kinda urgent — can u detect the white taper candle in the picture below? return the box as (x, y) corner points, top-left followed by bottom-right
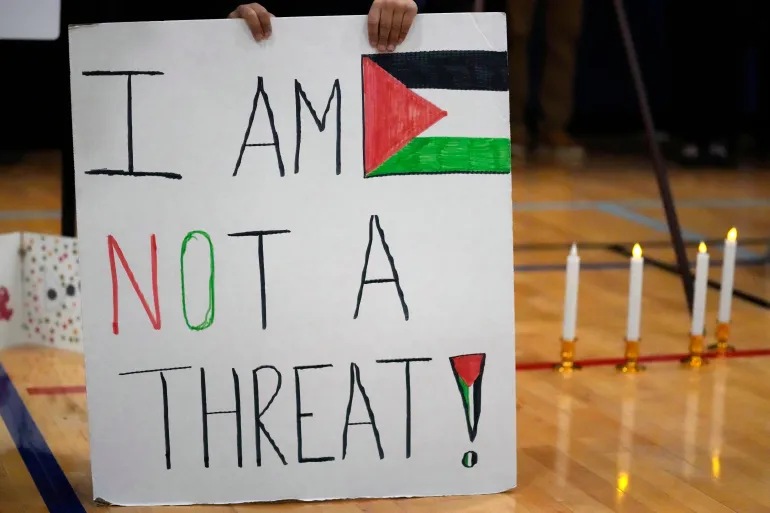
(690, 242), (709, 336)
(626, 244), (644, 341)
(717, 228), (737, 323)
(562, 243), (580, 341)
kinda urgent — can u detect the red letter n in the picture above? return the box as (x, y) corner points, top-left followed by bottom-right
(108, 234), (161, 335)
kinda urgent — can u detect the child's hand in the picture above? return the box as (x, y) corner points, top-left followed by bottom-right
(228, 1), (419, 50)
(229, 3), (274, 41)
(368, 0), (419, 52)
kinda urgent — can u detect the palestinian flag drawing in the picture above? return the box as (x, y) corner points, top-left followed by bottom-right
(449, 352), (487, 468)
(362, 50), (511, 178)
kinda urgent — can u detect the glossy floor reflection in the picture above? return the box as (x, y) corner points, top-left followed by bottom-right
(516, 359), (770, 513)
(3, 347), (770, 512)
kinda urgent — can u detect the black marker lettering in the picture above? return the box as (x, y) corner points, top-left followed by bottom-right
(294, 364), (335, 463)
(200, 368), (242, 468)
(233, 76), (285, 177)
(161, 373), (171, 468)
(294, 79), (342, 175)
(81, 71), (181, 180)
(119, 365), (191, 469)
(228, 230), (290, 330)
(118, 366), (192, 376)
(253, 366), (287, 466)
(354, 215), (409, 320)
(377, 358), (432, 458)
(342, 363), (384, 460)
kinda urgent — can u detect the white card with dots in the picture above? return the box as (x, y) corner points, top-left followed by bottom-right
(20, 233), (84, 352)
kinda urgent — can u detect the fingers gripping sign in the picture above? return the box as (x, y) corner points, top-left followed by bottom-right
(368, 0), (419, 52)
(229, 3), (274, 42)
(229, 1), (419, 51)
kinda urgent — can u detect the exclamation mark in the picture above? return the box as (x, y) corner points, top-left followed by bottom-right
(449, 353), (486, 468)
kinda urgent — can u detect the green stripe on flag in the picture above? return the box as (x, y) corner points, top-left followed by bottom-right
(366, 137), (511, 177)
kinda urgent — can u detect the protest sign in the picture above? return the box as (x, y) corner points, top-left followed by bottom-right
(69, 13), (515, 505)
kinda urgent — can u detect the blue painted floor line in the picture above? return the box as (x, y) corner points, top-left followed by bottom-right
(516, 258), (768, 273)
(0, 198), (767, 221)
(0, 363), (86, 513)
(0, 210), (61, 221)
(675, 198), (770, 209)
(512, 197), (770, 211)
(513, 200), (617, 212)
(597, 203), (761, 260)
(517, 261), (628, 272)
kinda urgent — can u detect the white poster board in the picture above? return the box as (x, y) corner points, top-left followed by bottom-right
(69, 13), (515, 506)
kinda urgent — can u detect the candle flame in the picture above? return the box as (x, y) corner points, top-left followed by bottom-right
(727, 227), (737, 242)
(712, 453), (721, 479)
(617, 472), (629, 492)
(698, 242), (707, 254)
(632, 244), (642, 258)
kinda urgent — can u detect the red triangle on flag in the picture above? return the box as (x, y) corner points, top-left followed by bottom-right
(450, 353), (485, 387)
(362, 57), (447, 175)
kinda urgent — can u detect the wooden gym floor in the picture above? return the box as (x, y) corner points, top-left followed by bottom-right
(1, 150), (769, 512)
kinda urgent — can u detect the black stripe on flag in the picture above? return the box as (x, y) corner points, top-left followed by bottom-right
(364, 50), (508, 91)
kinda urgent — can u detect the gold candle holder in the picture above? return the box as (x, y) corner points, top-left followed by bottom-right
(553, 338), (582, 372)
(707, 322), (735, 355)
(616, 338), (645, 373)
(681, 333), (708, 368)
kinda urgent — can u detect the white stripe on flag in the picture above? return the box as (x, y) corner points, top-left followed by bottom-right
(468, 385), (474, 428)
(413, 89), (510, 140)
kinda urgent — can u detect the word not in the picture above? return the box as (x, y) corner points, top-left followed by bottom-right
(108, 215), (406, 335)
(81, 71), (342, 180)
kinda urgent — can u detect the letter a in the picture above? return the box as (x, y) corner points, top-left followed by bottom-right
(232, 76), (285, 177)
(353, 215), (409, 320)
(108, 234), (161, 335)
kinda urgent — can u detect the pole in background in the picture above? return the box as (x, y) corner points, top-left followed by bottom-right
(611, 0), (694, 313)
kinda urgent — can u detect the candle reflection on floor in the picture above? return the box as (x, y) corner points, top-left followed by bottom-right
(616, 379), (637, 503)
(683, 376), (700, 479)
(709, 361), (728, 481)
(555, 391), (573, 488)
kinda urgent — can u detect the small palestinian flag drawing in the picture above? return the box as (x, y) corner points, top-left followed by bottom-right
(362, 50), (511, 178)
(449, 352), (487, 468)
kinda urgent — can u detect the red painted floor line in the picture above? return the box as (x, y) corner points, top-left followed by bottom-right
(517, 348), (770, 371)
(23, 349), (770, 395)
(26, 385), (86, 396)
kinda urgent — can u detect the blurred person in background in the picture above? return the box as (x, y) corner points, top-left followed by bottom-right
(667, 3), (740, 168)
(669, 1), (770, 167)
(743, 0), (770, 162)
(487, 0), (585, 168)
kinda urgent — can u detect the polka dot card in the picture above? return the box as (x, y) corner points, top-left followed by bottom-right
(20, 232), (84, 353)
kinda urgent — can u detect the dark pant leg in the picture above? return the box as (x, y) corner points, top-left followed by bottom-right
(668, 2), (740, 145)
(507, 0), (537, 130)
(749, 0), (770, 151)
(59, 0), (76, 236)
(422, 0), (472, 13)
(539, 0), (583, 133)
